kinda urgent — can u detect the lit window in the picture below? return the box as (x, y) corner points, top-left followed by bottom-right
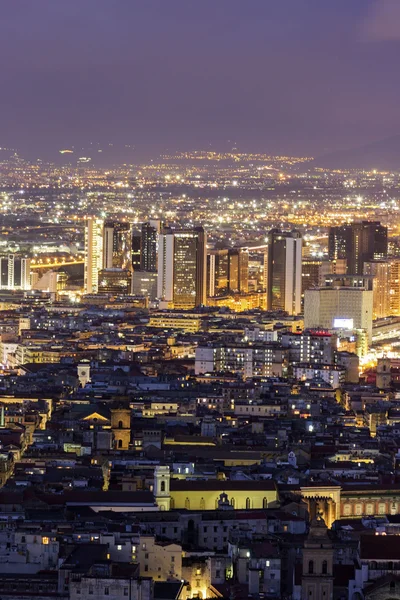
(42, 537), (49, 545)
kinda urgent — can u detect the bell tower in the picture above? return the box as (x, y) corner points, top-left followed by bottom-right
(301, 516), (333, 600)
(154, 465), (171, 511)
(110, 404), (131, 450)
(77, 363), (91, 388)
(376, 356), (391, 390)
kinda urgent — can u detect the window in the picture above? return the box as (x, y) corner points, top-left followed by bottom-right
(118, 420), (123, 429)
(185, 498), (190, 510)
(124, 589), (129, 597)
(263, 497), (268, 509)
(216, 569), (221, 578)
(161, 481), (165, 493)
(105, 588), (109, 596)
(118, 439), (123, 449)
(144, 565), (148, 572)
(308, 560), (314, 574)
(171, 556), (175, 563)
(89, 587), (93, 595)
(322, 560), (328, 575)
(76, 589), (81, 595)
(246, 498), (251, 509)
(145, 553), (149, 559)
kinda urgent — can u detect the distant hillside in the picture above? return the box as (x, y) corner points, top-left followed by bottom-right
(312, 135), (400, 171)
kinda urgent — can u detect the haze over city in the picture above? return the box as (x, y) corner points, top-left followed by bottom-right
(2, 0), (400, 161)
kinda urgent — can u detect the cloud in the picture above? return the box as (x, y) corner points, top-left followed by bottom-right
(361, 0), (400, 41)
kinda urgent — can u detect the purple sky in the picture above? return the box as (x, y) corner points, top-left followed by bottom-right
(1, 0), (399, 161)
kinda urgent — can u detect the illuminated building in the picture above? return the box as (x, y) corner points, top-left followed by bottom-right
(304, 276), (373, 345)
(0, 255), (31, 290)
(98, 268), (132, 295)
(228, 248), (249, 293)
(318, 259), (347, 287)
(84, 218), (103, 293)
(329, 221), (388, 274)
(140, 220), (160, 272)
(363, 260), (390, 319)
(302, 259), (322, 295)
(390, 258), (400, 315)
(195, 343), (287, 378)
(207, 248), (229, 297)
(132, 232), (141, 270)
(267, 229), (302, 315)
(103, 221), (132, 270)
(132, 271), (158, 300)
(157, 227), (206, 309)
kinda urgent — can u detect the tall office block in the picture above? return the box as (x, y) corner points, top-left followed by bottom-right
(302, 259), (322, 295)
(158, 227), (207, 309)
(132, 232), (141, 270)
(329, 221), (388, 274)
(390, 258), (400, 316)
(267, 229), (302, 315)
(141, 220), (160, 272)
(84, 218), (103, 294)
(0, 255), (30, 290)
(207, 249), (229, 297)
(103, 221), (132, 270)
(363, 260), (390, 319)
(228, 248), (249, 293)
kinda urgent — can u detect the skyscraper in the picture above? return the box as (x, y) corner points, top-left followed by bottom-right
(207, 248), (229, 297)
(228, 248), (249, 293)
(390, 258), (400, 316)
(0, 255), (30, 290)
(267, 229), (302, 315)
(103, 221), (132, 271)
(363, 260), (390, 319)
(140, 220), (160, 272)
(157, 227), (207, 309)
(132, 232), (141, 271)
(84, 218), (103, 294)
(329, 221), (388, 274)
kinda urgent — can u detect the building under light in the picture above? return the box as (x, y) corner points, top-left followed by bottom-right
(84, 218), (103, 294)
(0, 255), (31, 290)
(267, 229), (302, 315)
(103, 221), (132, 271)
(157, 227), (207, 309)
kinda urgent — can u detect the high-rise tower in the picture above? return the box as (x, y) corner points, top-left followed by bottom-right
(267, 229), (302, 315)
(158, 227), (207, 309)
(84, 218), (103, 294)
(103, 221), (132, 271)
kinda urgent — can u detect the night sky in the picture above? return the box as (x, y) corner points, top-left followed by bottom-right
(1, 0), (399, 161)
